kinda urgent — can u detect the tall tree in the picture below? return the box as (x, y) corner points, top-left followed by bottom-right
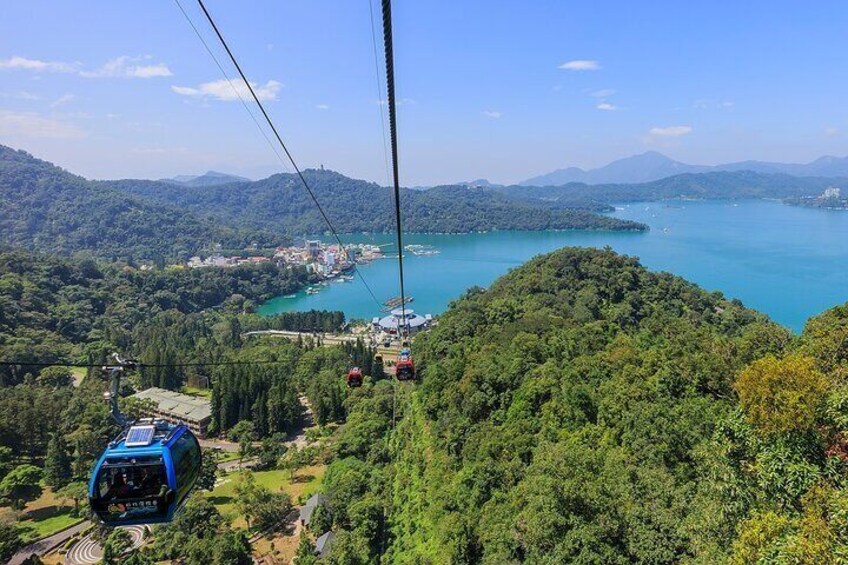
(0, 465), (43, 509)
(44, 433), (73, 489)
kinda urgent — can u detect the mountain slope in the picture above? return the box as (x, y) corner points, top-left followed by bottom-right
(522, 151), (848, 186)
(321, 247), (811, 563)
(106, 169), (647, 233)
(521, 151), (711, 185)
(160, 171), (250, 187)
(0, 146), (279, 261)
(503, 170), (842, 204)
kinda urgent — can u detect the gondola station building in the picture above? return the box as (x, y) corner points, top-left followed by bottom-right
(130, 387), (212, 438)
(372, 308), (432, 336)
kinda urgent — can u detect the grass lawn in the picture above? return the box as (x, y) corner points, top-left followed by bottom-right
(17, 487), (83, 542)
(253, 531), (302, 563)
(20, 511), (82, 541)
(71, 367), (87, 387)
(207, 464), (325, 529)
(25, 487), (64, 512)
(213, 450), (241, 464)
(182, 386), (212, 399)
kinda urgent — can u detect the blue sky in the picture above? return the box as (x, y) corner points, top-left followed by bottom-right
(2, 1), (848, 185)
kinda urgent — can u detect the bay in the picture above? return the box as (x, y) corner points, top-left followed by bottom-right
(257, 200), (848, 332)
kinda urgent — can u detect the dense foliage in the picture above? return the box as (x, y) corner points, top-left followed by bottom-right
(0, 248), (311, 385)
(317, 247), (848, 563)
(0, 146), (280, 261)
(106, 168), (646, 234)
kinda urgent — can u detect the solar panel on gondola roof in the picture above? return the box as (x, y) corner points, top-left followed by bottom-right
(125, 425), (156, 447)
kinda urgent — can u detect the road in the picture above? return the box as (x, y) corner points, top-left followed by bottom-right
(242, 330), (363, 347)
(7, 522), (89, 565)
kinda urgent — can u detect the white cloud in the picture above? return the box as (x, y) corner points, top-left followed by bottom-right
(596, 102), (617, 111)
(315, 104), (330, 110)
(0, 91), (42, 100)
(0, 56), (79, 73)
(693, 99), (734, 110)
(825, 127), (839, 137)
(80, 56), (172, 78)
(482, 110), (502, 119)
(50, 93), (74, 108)
(377, 98), (417, 106)
(648, 125), (692, 137)
(172, 79), (282, 102)
(559, 59), (600, 71)
(590, 88), (615, 98)
(0, 110), (84, 139)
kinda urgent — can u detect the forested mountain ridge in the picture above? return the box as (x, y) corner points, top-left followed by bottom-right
(521, 150), (848, 186)
(500, 170), (844, 204)
(105, 168), (646, 233)
(320, 247), (848, 563)
(0, 146), (280, 262)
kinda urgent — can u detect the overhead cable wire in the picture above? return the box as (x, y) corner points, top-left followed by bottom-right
(0, 360), (296, 369)
(379, 0), (409, 339)
(173, 0), (288, 171)
(368, 0), (393, 188)
(183, 0), (382, 309)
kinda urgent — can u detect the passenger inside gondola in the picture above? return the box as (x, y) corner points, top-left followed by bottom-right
(93, 458), (171, 519)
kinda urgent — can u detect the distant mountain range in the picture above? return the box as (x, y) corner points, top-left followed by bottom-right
(521, 151), (848, 186)
(0, 146), (279, 261)
(0, 145), (644, 262)
(500, 170), (844, 205)
(160, 171), (250, 187)
(107, 169), (644, 236)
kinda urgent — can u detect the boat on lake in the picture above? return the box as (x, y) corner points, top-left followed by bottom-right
(382, 295), (413, 312)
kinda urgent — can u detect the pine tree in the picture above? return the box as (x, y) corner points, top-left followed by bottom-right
(44, 433), (72, 489)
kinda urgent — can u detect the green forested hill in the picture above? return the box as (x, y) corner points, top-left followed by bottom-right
(0, 146), (280, 261)
(104, 169), (646, 234)
(497, 170), (842, 204)
(322, 247), (848, 563)
(0, 248), (311, 385)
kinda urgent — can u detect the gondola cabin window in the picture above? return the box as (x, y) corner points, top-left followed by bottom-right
(171, 431), (201, 504)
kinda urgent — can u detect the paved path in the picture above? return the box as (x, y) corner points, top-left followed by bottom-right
(242, 330), (363, 346)
(64, 525), (146, 565)
(8, 521), (89, 565)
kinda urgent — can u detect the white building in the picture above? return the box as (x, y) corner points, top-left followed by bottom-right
(374, 308), (431, 335)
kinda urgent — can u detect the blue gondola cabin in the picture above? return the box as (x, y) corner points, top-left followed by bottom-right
(88, 419), (201, 526)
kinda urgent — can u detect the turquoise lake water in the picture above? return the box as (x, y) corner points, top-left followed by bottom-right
(257, 200), (848, 332)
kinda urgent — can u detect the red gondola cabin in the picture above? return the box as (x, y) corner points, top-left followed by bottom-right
(396, 355), (415, 381)
(347, 367), (363, 387)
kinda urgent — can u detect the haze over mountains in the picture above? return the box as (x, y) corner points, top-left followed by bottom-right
(520, 151), (848, 186)
(160, 171), (250, 188)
